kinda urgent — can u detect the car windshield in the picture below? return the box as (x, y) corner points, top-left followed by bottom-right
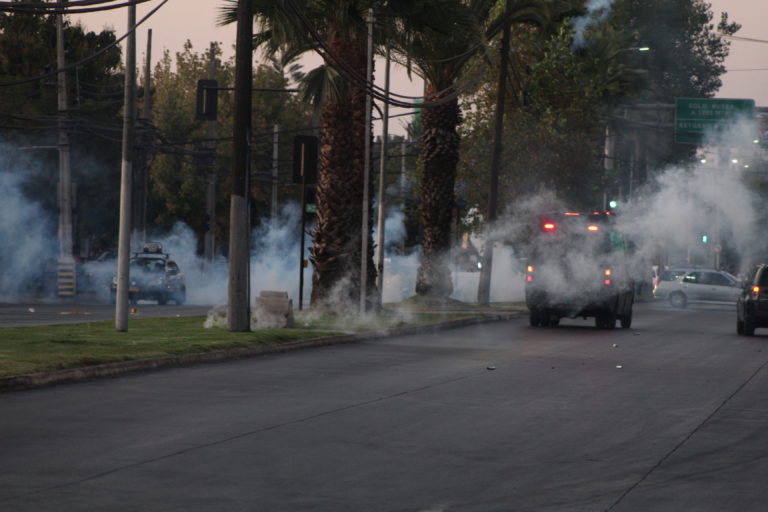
(131, 258), (165, 273)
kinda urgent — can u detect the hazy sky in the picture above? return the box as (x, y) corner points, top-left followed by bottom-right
(73, 0), (768, 134)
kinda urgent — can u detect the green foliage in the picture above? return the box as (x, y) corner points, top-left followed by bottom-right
(148, 42), (314, 250)
(458, 0), (736, 219)
(0, 12), (124, 256)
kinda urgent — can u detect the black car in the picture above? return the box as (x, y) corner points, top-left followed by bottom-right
(737, 263), (768, 336)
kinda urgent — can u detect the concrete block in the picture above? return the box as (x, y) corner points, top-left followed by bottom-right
(253, 290), (294, 328)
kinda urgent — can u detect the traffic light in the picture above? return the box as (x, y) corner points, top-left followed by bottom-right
(701, 234), (709, 243)
(195, 80), (218, 121)
(608, 200), (618, 209)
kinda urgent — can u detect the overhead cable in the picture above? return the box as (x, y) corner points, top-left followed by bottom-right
(0, 0), (168, 87)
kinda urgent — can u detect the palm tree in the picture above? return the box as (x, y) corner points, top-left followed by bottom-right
(390, 0), (561, 299)
(218, 0), (376, 312)
(219, 0), (462, 312)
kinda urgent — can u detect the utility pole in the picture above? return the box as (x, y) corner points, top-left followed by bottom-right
(116, 3), (137, 331)
(375, 47), (391, 308)
(228, 0), (253, 332)
(132, 29), (152, 251)
(400, 138), (407, 255)
(56, 4), (75, 299)
(271, 124), (279, 219)
(477, 0), (511, 305)
(204, 42), (217, 264)
(360, 8), (374, 314)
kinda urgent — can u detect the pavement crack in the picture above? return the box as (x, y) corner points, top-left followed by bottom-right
(604, 356), (768, 512)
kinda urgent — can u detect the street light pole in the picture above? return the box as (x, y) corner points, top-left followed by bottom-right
(375, 47), (391, 308)
(477, 0), (511, 305)
(115, 3), (137, 331)
(360, 8), (374, 314)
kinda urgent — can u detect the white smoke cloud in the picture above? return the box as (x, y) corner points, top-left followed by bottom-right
(0, 171), (57, 301)
(571, 0), (617, 48)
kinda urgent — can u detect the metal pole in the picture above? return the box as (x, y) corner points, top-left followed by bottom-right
(56, 5), (75, 298)
(375, 47), (390, 308)
(115, 3), (137, 331)
(132, 28), (152, 251)
(228, 0), (253, 331)
(298, 146), (307, 310)
(400, 138), (406, 254)
(477, 0), (510, 305)
(360, 8), (374, 314)
(204, 42), (217, 264)
(271, 124), (279, 219)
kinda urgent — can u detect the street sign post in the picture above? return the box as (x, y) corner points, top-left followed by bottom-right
(675, 98), (755, 144)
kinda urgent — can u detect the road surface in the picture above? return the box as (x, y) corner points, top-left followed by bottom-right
(2, 302), (768, 511)
(0, 302), (212, 327)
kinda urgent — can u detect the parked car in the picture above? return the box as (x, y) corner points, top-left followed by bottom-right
(654, 268), (741, 308)
(737, 263), (768, 336)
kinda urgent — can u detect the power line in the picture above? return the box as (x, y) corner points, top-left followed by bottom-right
(0, 0), (154, 14)
(282, 0), (487, 109)
(721, 34), (768, 44)
(0, 0), (168, 87)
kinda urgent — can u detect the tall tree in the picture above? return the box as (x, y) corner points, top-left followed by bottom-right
(390, 0), (565, 298)
(606, 0), (739, 169)
(219, 0), (460, 311)
(0, 10), (123, 256)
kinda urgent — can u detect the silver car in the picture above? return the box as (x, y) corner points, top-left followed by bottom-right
(654, 268), (742, 308)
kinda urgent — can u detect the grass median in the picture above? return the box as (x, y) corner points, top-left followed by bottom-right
(0, 308), (489, 378)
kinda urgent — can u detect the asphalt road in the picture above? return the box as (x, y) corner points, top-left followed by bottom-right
(0, 302), (213, 327)
(2, 302), (768, 511)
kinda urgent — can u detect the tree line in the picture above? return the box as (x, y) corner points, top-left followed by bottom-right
(0, 0), (739, 310)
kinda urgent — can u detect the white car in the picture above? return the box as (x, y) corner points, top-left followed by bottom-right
(654, 268), (742, 308)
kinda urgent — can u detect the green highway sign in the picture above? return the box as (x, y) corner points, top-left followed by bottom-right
(675, 97), (755, 144)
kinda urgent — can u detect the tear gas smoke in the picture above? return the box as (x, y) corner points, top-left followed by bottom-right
(571, 0), (617, 48)
(482, 116), (764, 310)
(0, 171), (57, 301)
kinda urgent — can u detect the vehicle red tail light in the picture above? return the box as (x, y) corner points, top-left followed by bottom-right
(527, 265), (534, 282)
(752, 285), (760, 299)
(587, 225), (600, 232)
(543, 222), (556, 231)
(604, 268), (612, 286)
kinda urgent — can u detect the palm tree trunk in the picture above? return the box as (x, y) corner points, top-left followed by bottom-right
(310, 28), (377, 312)
(415, 89), (461, 298)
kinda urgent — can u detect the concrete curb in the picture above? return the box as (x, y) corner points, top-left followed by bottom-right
(0, 312), (520, 393)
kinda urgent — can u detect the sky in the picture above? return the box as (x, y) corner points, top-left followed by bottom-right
(72, 0), (768, 135)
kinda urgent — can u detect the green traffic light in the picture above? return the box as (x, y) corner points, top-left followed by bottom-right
(701, 235), (709, 243)
(608, 200), (618, 209)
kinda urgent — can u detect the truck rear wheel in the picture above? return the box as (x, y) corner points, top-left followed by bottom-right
(596, 313), (616, 329)
(529, 308), (542, 327)
(620, 310), (632, 329)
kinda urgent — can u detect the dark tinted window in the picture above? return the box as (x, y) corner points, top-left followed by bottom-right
(708, 273), (731, 286)
(661, 270), (688, 281)
(683, 272), (703, 284)
(758, 267), (768, 287)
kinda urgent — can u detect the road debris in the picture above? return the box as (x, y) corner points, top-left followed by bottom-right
(486, 366), (496, 371)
